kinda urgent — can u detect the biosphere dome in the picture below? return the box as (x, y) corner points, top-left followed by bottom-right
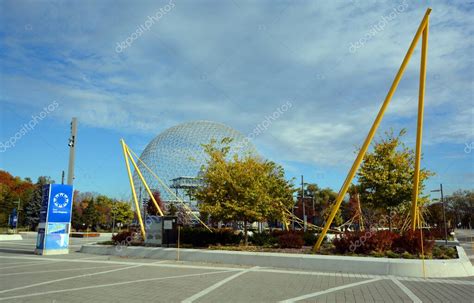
(132, 121), (257, 207)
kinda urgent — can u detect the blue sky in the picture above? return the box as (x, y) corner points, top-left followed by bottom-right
(0, 0), (472, 200)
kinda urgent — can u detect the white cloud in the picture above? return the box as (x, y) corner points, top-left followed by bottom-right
(0, 0), (472, 168)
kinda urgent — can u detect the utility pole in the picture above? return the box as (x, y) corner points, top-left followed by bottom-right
(67, 118), (77, 185)
(431, 183), (448, 245)
(112, 201), (116, 235)
(61, 170), (65, 184)
(301, 175), (306, 232)
(440, 184), (447, 245)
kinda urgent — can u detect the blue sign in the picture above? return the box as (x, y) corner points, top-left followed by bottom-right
(9, 208), (17, 228)
(35, 184), (74, 255)
(45, 223), (70, 249)
(47, 184), (73, 223)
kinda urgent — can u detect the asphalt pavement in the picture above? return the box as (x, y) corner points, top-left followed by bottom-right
(0, 232), (473, 302)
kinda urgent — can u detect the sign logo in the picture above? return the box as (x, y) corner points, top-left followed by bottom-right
(53, 192), (69, 209)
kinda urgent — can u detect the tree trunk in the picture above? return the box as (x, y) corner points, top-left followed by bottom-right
(244, 220), (248, 246)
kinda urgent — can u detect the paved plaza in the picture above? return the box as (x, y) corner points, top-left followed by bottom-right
(0, 232), (473, 302)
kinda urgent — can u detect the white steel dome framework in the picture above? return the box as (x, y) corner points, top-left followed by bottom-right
(132, 120), (257, 209)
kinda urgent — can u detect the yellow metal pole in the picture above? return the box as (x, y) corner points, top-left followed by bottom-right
(314, 9), (432, 251)
(127, 147), (213, 232)
(120, 139), (146, 238)
(411, 18), (429, 231)
(125, 145), (165, 216)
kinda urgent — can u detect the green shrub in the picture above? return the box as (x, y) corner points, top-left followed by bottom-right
(180, 227), (242, 247)
(111, 231), (133, 245)
(431, 246), (458, 259)
(249, 232), (278, 246)
(401, 251), (415, 259)
(302, 231), (318, 246)
(385, 250), (400, 258)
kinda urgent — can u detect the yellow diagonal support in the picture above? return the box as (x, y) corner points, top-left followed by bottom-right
(313, 8), (431, 251)
(127, 146), (213, 232)
(125, 144), (164, 216)
(120, 139), (146, 238)
(411, 19), (429, 230)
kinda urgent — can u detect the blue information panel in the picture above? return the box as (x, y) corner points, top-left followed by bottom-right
(35, 184), (74, 255)
(8, 208), (17, 228)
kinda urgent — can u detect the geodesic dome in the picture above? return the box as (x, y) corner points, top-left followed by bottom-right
(132, 120), (257, 209)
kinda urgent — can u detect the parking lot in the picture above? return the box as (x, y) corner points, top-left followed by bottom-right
(0, 233), (473, 302)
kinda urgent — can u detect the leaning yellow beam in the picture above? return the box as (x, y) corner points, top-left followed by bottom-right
(411, 19), (429, 230)
(314, 8), (432, 251)
(124, 143), (165, 216)
(120, 139), (146, 238)
(127, 146), (213, 232)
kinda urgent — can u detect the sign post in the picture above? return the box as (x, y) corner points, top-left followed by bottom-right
(35, 184), (74, 255)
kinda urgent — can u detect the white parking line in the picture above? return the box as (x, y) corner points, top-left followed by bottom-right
(0, 264), (142, 295)
(0, 260), (51, 269)
(279, 278), (382, 302)
(390, 277), (422, 303)
(0, 255), (247, 272)
(0, 270), (235, 301)
(0, 247), (34, 252)
(182, 266), (259, 303)
(0, 261), (58, 270)
(0, 264), (122, 277)
(0, 242), (37, 246)
(0, 255), (473, 286)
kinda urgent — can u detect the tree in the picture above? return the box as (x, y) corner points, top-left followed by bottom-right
(445, 190), (473, 228)
(111, 201), (134, 227)
(0, 171), (35, 227)
(146, 191), (165, 216)
(193, 138), (294, 245)
(24, 176), (54, 229)
(357, 129), (434, 212)
(81, 198), (100, 230)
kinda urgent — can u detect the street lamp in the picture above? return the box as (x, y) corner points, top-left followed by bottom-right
(431, 183), (447, 245)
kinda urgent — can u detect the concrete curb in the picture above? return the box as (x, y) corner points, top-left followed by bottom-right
(0, 234), (23, 241)
(80, 244), (474, 278)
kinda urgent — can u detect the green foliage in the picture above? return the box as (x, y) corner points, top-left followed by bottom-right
(431, 246), (457, 259)
(193, 138), (294, 244)
(112, 230), (133, 244)
(445, 189), (473, 228)
(24, 176), (54, 229)
(249, 231), (278, 246)
(180, 227), (242, 247)
(302, 231), (318, 246)
(71, 191), (133, 231)
(81, 198), (100, 230)
(111, 201), (134, 226)
(357, 129), (434, 209)
(322, 207), (343, 227)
